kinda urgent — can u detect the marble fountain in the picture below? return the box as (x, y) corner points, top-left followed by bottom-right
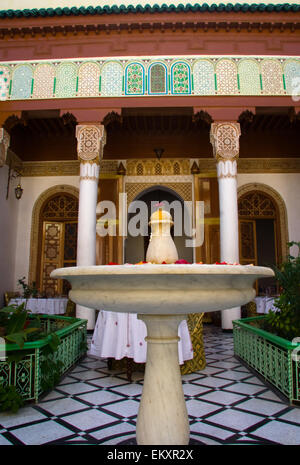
(51, 209), (274, 445)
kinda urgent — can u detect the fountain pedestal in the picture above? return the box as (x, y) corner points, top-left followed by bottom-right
(137, 314), (189, 445)
(51, 264), (274, 445)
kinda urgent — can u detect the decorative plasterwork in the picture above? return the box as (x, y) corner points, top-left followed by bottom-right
(238, 158), (300, 174)
(125, 182), (193, 206)
(210, 122), (241, 167)
(76, 124), (106, 163)
(21, 160), (80, 177)
(125, 175), (193, 183)
(79, 161), (100, 181)
(1, 55), (299, 101)
(17, 158), (300, 177)
(28, 184), (79, 286)
(237, 182), (289, 261)
(126, 158), (191, 176)
(20, 160), (122, 177)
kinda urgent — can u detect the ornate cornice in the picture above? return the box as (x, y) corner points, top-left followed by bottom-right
(18, 157), (300, 177)
(238, 157), (300, 173)
(0, 20), (299, 38)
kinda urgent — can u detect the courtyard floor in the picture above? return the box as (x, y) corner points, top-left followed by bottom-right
(0, 324), (299, 445)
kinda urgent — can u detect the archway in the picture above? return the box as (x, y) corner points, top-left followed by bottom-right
(28, 185), (79, 295)
(125, 185), (193, 264)
(238, 183), (289, 294)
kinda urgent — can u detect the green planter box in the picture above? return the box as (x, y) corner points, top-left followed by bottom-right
(0, 315), (87, 403)
(233, 316), (300, 405)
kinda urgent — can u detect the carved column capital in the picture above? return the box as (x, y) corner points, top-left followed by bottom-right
(210, 122), (241, 163)
(75, 124), (106, 164)
(0, 128), (10, 167)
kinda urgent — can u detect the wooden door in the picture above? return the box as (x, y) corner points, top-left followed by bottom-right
(239, 219), (257, 265)
(40, 221), (77, 296)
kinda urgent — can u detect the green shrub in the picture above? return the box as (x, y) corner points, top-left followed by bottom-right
(0, 385), (24, 413)
(265, 241), (300, 340)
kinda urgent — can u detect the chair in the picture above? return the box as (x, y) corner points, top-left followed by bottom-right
(245, 301), (257, 317)
(180, 313), (206, 375)
(4, 292), (20, 307)
(65, 299), (76, 317)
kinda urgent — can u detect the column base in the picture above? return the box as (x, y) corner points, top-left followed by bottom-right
(76, 304), (96, 330)
(221, 307), (241, 330)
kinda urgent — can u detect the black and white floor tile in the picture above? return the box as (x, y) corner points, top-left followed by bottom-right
(0, 325), (299, 445)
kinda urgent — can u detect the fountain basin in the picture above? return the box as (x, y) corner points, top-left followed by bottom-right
(51, 264), (274, 315)
(51, 263), (274, 445)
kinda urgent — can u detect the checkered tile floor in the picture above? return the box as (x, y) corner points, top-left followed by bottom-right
(0, 324), (299, 445)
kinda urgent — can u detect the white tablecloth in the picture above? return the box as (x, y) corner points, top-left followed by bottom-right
(254, 297), (278, 314)
(89, 311), (194, 365)
(8, 298), (68, 315)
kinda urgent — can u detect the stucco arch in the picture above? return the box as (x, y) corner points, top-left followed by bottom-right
(28, 184), (79, 286)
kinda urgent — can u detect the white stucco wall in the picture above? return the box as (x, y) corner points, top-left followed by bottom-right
(237, 173), (300, 257)
(0, 165), (20, 306)
(13, 176), (79, 290)
(5, 171), (300, 298)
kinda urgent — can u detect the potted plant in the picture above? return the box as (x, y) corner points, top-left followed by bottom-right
(18, 277), (39, 299)
(233, 241), (300, 405)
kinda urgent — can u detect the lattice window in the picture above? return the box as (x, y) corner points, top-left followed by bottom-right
(149, 63), (167, 94)
(261, 60), (284, 95)
(33, 64), (55, 99)
(55, 62), (77, 98)
(238, 192), (276, 218)
(238, 59), (261, 95)
(216, 59), (239, 95)
(171, 62), (190, 94)
(42, 194), (78, 220)
(0, 66), (10, 101)
(284, 60), (300, 95)
(11, 64), (33, 99)
(101, 61), (123, 96)
(125, 63), (144, 95)
(193, 60), (215, 95)
(78, 62), (100, 97)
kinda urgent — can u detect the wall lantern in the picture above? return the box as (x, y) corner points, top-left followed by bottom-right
(6, 161), (23, 200)
(154, 148), (164, 160)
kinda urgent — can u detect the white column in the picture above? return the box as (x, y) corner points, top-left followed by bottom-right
(76, 124), (106, 329)
(210, 122), (241, 330)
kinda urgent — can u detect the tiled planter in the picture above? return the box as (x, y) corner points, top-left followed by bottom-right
(0, 315), (87, 403)
(233, 316), (300, 405)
